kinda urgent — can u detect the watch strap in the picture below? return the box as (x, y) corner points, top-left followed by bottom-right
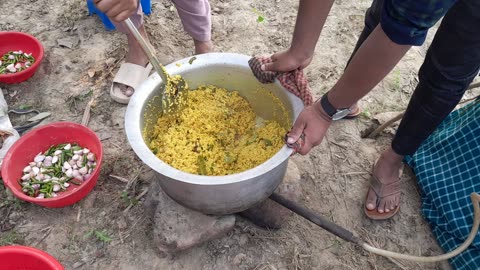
(320, 93), (337, 118)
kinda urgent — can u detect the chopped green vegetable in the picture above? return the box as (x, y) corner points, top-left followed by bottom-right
(262, 138), (272, 146)
(246, 133), (258, 145)
(224, 153), (237, 164)
(197, 155), (208, 175)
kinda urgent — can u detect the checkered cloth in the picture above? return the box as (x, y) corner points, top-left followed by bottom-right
(248, 56), (313, 106)
(405, 99), (480, 270)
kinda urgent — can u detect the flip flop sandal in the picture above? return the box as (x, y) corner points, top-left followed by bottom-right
(110, 62), (153, 104)
(343, 106), (362, 120)
(364, 164), (404, 220)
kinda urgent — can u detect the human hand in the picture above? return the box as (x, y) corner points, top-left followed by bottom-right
(261, 48), (313, 73)
(95, 0), (138, 23)
(286, 101), (331, 155)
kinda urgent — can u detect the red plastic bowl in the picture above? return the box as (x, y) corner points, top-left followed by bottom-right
(1, 122), (103, 208)
(0, 32), (44, 84)
(0, 246), (64, 270)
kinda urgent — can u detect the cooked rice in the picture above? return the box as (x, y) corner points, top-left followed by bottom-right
(148, 85), (287, 176)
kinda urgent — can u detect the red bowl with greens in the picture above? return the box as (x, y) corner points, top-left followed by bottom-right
(0, 32), (44, 84)
(1, 122), (103, 208)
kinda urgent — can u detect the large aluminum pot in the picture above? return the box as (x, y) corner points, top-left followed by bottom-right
(125, 53), (304, 215)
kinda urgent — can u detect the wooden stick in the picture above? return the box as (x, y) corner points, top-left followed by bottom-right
(109, 174), (130, 183)
(366, 113), (404, 139)
(364, 81), (479, 139)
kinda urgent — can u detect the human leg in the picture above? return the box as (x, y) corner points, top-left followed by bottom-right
(366, 0), (480, 217)
(172, 0), (213, 54)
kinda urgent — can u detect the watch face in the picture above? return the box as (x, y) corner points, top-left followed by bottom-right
(332, 109), (351, 120)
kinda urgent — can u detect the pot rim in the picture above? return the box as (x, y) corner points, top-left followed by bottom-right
(125, 53), (303, 185)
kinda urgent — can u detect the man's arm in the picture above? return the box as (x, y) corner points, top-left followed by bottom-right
(262, 0), (335, 72)
(287, 25), (410, 154)
(287, 0), (459, 155)
(290, 0), (335, 62)
(327, 25), (410, 108)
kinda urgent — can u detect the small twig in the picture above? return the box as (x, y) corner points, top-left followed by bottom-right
(366, 113), (404, 139)
(73, 261), (86, 269)
(0, 206), (13, 224)
(135, 187), (149, 200)
(123, 187), (149, 213)
(459, 95), (480, 105)
(325, 135), (338, 176)
(340, 171), (370, 176)
(81, 99), (94, 126)
(122, 216), (146, 239)
(253, 236), (291, 240)
(17, 224), (48, 229)
(330, 141), (348, 149)
(34, 227), (52, 246)
(109, 174), (129, 183)
(125, 169), (143, 191)
(76, 207), (82, 222)
(110, 142), (123, 150)
(119, 231), (124, 244)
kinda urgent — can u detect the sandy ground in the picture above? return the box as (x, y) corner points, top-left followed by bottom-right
(2, 0), (479, 269)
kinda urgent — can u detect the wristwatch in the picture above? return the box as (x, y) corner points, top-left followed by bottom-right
(320, 93), (352, 121)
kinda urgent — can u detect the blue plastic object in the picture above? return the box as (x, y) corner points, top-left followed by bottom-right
(140, 0), (151, 15)
(86, 0), (151, 31)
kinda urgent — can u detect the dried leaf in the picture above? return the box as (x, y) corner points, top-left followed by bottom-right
(57, 37), (79, 49)
(87, 69), (96, 78)
(28, 112), (51, 122)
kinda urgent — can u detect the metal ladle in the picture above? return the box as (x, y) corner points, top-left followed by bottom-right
(123, 18), (186, 112)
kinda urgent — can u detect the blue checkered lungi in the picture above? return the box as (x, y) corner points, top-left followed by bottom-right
(405, 99), (480, 270)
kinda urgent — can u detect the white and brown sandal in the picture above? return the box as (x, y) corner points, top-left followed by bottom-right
(110, 62), (152, 104)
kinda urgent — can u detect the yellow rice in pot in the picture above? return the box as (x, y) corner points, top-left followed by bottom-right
(148, 85), (287, 176)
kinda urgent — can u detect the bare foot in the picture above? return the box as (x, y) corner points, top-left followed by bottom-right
(117, 24), (151, 97)
(365, 146), (404, 213)
(194, 39), (213, 54)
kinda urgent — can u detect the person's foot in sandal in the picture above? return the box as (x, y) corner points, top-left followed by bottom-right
(111, 24), (152, 104)
(344, 103), (362, 119)
(365, 146), (404, 220)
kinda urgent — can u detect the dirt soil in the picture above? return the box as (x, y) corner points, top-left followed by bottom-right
(1, 0), (479, 269)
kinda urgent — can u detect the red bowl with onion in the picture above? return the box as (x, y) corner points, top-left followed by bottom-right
(1, 122), (103, 208)
(0, 31), (44, 84)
